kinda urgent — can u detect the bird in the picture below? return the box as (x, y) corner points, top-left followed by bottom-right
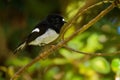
(14, 14), (66, 54)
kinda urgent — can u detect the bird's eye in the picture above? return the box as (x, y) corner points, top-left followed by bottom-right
(62, 19), (65, 22)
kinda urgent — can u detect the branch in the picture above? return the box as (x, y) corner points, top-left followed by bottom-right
(63, 45), (120, 56)
(10, 2), (116, 80)
(60, 0), (113, 39)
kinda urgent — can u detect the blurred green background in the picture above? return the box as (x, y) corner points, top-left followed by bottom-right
(0, 0), (120, 80)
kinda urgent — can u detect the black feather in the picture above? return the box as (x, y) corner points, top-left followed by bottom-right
(13, 14), (66, 54)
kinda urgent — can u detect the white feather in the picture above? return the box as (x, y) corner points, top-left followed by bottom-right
(32, 28), (40, 33)
(29, 28), (59, 46)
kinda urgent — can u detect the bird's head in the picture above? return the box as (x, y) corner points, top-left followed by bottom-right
(46, 14), (66, 33)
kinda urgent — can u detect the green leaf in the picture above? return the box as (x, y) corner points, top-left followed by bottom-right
(44, 67), (59, 80)
(82, 33), (103, 52)
(5, 57), (31, 66)
(91, 57), (110, 74)
(111, 58), (120, 73)
(59, 48), (84, 60)
(53, 58), (67, 65)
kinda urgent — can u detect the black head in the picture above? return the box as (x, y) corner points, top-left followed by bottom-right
(46, 14), (66, 33)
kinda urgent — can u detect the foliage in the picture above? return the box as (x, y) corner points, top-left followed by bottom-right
(0, 0), (120, 80)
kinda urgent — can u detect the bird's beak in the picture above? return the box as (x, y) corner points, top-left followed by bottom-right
(64, 21), (67, 23)
(62, 19), (67, 23)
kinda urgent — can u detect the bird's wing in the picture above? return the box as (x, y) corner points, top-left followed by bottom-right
(26, 24), (48, 44)
(13, 22), (48, 54)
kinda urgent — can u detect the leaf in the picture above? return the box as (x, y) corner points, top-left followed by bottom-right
(111, 58), (120, 73)
(53, 58), (67, 65)
(91, 57), (110, 74)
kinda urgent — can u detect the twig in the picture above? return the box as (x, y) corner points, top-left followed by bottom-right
(10, 2), (116, 80)
(63, 45), (120, 56)
(60, 0), (113, 39)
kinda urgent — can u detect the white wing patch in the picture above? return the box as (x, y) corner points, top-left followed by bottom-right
(32, 28), (40, 33)
(29, 28), (59, 46)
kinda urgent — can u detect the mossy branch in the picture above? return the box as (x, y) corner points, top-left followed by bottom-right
(11, 1), (116, 80)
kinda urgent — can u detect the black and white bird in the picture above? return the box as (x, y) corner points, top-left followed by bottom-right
(14, 14), (66, 54)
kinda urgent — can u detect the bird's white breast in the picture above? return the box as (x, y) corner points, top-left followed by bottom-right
(29, 28), (59, 46)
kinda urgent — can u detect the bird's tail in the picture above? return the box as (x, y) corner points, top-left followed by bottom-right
(13, 42), (26, 54)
